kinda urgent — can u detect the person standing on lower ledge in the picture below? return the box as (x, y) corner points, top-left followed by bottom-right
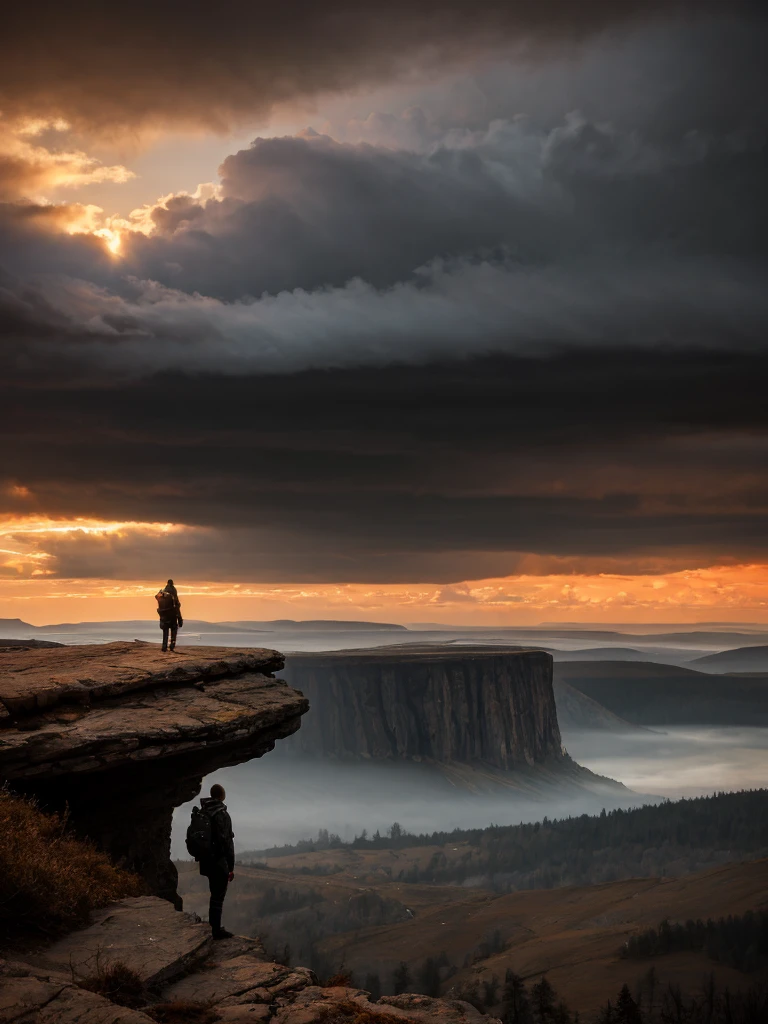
(199, 783), (236, 939)
(155, 579), (183, 652)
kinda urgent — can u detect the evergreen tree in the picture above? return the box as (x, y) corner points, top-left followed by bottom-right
(531, 977), (557, 1024)
(419, 957), (442, 998)
(364, 972), (382, 1002)
(502, 970), (532, 1024)
(615, 985), (642, 1024)
(392, 961), (412, 995)
(483, 975), (501, 1008)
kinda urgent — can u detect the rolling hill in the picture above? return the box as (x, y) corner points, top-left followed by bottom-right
(692, 645), (768, 674)
(553, 660), (768, 725)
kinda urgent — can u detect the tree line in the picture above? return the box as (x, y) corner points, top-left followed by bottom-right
(623, 910), (768, 973)
(241, 790), (768, 892)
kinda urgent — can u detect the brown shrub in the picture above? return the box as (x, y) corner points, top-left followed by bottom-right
(324, 972), (354, 988)
(0, 787), (143, 947)
(79, 960), (148, 1008)
(147, 1000), (218, 1023)
(315, 1001), (421, 1024)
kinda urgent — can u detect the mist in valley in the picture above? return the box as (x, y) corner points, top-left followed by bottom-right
(170, 725), (768, 857)
(6, 615), (765, 856)
(565, 726), (768, 799)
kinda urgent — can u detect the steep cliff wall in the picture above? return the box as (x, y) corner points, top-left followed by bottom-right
(0, 641), (308, 905)
(280, 646), (562, 768)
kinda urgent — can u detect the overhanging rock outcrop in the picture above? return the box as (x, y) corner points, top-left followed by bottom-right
(0, 641), (308, 906)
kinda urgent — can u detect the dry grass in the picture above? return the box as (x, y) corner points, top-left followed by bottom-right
(76, 960), (217, 1021)
(0, 788), (143, 947)
(79, 961), (148, 1008)
(315, 1001), (421, 1024)
(323, 972), (354, 988)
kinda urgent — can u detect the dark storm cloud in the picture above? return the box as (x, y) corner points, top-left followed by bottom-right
(2, 353), (767, 581)
(1, 4), (766, 584)
(126, 121), (767, 299)
(1, 114), (766, 379)
(0, 1), (747, 131)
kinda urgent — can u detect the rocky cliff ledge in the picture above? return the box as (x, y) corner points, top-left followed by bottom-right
(2, 896), (491, 1024)
(280, 646), (562, 769)
(0, 642), (308, 906)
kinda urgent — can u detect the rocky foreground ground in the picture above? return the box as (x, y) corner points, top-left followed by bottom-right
(1, 896), (489, 1024)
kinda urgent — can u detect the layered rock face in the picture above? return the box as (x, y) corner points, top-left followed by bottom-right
(280, 646), (562, 768)
(0, 642), (308, 905)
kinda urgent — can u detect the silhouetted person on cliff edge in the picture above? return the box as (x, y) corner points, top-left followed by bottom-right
(155, 580), (183, 652)
(198, 783), (235, 939)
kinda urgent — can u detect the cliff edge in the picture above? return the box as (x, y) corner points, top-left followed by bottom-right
(0, 641), (308, 906)
(280, 646), (561, 768)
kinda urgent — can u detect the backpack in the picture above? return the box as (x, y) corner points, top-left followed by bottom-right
(156, 590), (175, 614)
(186, 806), (215, 860)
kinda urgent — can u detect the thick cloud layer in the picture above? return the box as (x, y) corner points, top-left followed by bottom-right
(1, 6), (766, 584)
(2, 352), (767, 581)
(2, 111), (766, 378)
(1, 2), (748, 131)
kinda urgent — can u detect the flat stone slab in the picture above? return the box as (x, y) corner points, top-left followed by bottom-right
(0, 958), (154, 1024)
(0, 645), (307, 782)
(0, 641), (283, 718)
(161, 953), (289, 1004)
(32, 896), (211, 990)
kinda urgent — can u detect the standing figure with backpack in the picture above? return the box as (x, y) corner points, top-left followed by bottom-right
(186, 783), (236, 939)
(155, 579), (183, 652)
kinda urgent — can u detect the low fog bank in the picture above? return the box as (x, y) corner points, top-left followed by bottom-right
(171, 756), (648, 858)
(170, 725), (768, 857)
(564, 726), (768, 798)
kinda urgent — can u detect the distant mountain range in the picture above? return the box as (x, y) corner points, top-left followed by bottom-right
(0, 617), (408, 634)
(692, 644), (768, 674)
(554, 659), (768, 726)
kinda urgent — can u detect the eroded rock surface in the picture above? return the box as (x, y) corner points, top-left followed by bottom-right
(3, 898), (498, 1024)
(0, 642), (308, 905)
(1, 656), (302, 781)
(0, 958), (154, 1023)
(0, 641), (284, 720)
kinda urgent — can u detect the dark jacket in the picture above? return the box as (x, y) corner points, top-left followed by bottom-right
(198, 797), (235, 876)
(157, 591), (183, 628)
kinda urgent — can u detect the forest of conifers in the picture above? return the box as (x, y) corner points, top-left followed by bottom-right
(244, 789), (768, 892)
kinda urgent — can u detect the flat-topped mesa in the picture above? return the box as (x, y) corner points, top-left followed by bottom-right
(0, 641), (308, 906)
(280, 645), (562, 768)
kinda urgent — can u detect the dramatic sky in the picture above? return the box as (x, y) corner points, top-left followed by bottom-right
(1, 0), (767, 625)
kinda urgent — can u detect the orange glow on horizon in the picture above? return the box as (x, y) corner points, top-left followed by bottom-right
(1, 515), (767, 626)
(1, 564), (767, 628)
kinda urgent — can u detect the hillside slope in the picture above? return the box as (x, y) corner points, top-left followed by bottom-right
(178, 857), (768, 1018)
(693, 645), (768, 674)
(553, 660), (768, 725)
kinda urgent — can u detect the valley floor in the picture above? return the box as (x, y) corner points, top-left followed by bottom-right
(177, 855), (768, 1018)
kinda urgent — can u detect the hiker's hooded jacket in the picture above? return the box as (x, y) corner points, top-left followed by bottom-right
(198, 796), (235, 876)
